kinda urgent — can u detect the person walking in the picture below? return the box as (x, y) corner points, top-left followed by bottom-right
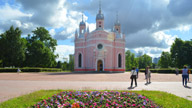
(130, 67), (137, 87)
(17, 68), (21, 74)
(145, 66), (151, 84)
(175, 68), (179, 75)
(182, 66), (188, 86)
(188, 69), (191, 82)
(136, 67), (139, 78)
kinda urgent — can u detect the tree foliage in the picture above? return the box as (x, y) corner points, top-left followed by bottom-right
(26, 27), (57, 67)
(0, 26), (26, 67)
(62, 61), (69, 71)
(56, 61), (62, 68)
(125, 50), (137, 70)
(171, 38), (192, 68)
(68, 54), (74, 71)
(125, 50), (152, 70)
(158, 52), (171, 68)
(137, 54), (152, 69)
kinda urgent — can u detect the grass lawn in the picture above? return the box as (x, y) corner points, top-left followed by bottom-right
(0, 90), (191, 108)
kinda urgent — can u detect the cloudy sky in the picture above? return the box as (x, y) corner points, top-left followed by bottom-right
(1, 0), (192, 61)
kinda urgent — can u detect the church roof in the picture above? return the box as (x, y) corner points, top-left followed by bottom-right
(115, 12), (120, 26)
(80, 13), (86, 26)
(96, 13), (104, 20)
(80, 21), (85, 26)
(96, 0), (104, 20)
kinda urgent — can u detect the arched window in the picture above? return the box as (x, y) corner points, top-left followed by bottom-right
(78, 53), (82, 67)
(118, 54), (122, 68)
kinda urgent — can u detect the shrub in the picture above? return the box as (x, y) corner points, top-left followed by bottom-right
(139, 68), (184, 74)
(0, 68), (62, 73)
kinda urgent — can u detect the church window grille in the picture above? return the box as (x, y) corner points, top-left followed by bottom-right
(78, 54), (82, 67)
(118, 54), (122, 68)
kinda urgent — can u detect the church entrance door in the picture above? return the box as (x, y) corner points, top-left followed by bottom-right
(97, 60), (103, 72)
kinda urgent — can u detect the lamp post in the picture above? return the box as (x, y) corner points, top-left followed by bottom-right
(104, 49), (107, 71)
(93, 49), (96, 71)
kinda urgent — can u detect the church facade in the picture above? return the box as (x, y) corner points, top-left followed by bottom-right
(74, 6), (125, 72)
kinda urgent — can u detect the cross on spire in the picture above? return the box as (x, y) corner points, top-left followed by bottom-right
(99, 0), (101, 13)
(116, 11), (119, 23)
(82, 12), (84, 21)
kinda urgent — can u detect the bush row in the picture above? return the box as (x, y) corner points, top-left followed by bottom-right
(139, 68), (185, 74)
(0, 68), (62, 72)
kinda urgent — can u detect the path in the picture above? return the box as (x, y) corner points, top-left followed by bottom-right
(0, 72), (191, 103)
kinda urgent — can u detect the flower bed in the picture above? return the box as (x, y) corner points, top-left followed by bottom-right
(31, 91), (160, 108)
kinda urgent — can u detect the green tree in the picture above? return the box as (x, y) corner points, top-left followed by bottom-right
(62, 61), (69, 71)
(68, 54), (74, 71)
(137, 54), (152, 69)
(125, 50), (152, 70)
(137, 51), (143, 57)
(125, 50), (138, 70)
(171, 38), (192, 68)
(27, 27), (57, 51)
(158, 51), (171, 68)
(171, 38), (184, 68)
(0, 60), (2, 67)
(56, 61), (62, 68)
(142, 54), (152, 68)
(0, 26), (26, 67)
(0, 36), (2, 67)
(183, 41), (192, 67)
(26, 27), (57, 67)
(152, 63), (157, 69)
(125, 50), (132, 70)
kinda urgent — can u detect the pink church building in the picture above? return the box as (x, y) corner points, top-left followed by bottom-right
(74, 5), (125, 72)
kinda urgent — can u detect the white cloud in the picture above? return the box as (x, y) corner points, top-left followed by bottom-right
(55, 45), (74, 62)
(87, 23), (96, 32)
(49, 29), (56, 36)
(0, 0), (89, 40)
(153, 31), (177, 46)
(0, 4), (32, 21)
(0, 29), (3, 34)
(133, 47), (170, 58)
(175, 25), (191, 32)
(131, 31), (177, 58)
(72, 2), (78, 6)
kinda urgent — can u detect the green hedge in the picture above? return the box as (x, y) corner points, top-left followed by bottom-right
(139, 68), (184, 74)
(0, 68), (62, 73)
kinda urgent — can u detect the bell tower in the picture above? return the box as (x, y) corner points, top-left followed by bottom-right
(96, 0), (104, 30)
(114, 12), (121, 33)
(79, 13), (86, 34)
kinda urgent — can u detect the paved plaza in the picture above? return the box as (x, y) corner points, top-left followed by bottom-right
(0, 72), (191, 103)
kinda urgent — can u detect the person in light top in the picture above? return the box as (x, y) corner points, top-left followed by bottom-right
(145, 66), (151, 84)
(182, 66), (188, 86)
(130, 67), (137, 87)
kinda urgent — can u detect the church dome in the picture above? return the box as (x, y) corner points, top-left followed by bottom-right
(80, 21), (85, 26)
(115, 21), (120, 26)
(96, 13), (104, 20)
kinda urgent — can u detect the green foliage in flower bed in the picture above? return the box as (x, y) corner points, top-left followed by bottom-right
(0, 68), (62, 72)
(139, 68), (185, 74)
(0, 90), (192, 108)
(134, 91), (192, 108)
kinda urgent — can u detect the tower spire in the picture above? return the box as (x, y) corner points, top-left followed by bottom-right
(82, 12), (84, 21)
(116, 11), (119, 23)
(99, 0), (101, 13)
(114, 11), (121, 33)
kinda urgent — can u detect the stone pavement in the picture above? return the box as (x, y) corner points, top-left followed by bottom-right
(0, 72), (192, 103)
(0, 80), (191, 103)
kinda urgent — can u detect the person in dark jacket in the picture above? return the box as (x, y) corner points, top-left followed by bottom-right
(182, 66), (188, 86)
